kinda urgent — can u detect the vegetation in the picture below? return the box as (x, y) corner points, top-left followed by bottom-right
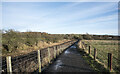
(76, 43), (109, 72)
(2, 29), (120, 57)
(2, 29), (77, 56)
(82, 40), (120, 72)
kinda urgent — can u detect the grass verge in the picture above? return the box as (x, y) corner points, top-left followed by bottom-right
(76, 44), (110, 73)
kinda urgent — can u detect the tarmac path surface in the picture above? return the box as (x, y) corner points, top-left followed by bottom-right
(41, 44), (94, 72)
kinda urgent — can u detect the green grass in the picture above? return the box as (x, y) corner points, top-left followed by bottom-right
(76, 44), (110, 72)
(82, 40), (120, 72)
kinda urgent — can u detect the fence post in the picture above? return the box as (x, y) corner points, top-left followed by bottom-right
(82, 43), (85, 50)
(63, 45), (64, 50)
(82, 42), (85, 50)
(83, 44), (85, 50)
(60, 45), (62, 53)
(37, 50), (41, 73)
(61, 45), (63, 52)
(6, 56), (12, 74)
(58, 46), (60, 55)
(79, 41), (81, 48)
(81, 42), (83, 49)
(84, 44), (86, 49)
(59, 45), (61, 54)
(48, 47), (51, 63)
(54, 46), (56, 59)
(81, 41), (82, 48)
(56, 46), (58, 56)
(89, 46), (91, 54)
(94, 48), (97, 60)
(108, 53), (112, 71)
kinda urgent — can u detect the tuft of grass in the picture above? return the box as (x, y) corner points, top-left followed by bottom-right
(76, 44), (110, 72)
(81, 40), (119, 72)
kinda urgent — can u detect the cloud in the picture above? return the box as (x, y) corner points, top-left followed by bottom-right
(35, 2), (117, 28)
(2, 2), (118, 35)
(73, 14), (117, 26)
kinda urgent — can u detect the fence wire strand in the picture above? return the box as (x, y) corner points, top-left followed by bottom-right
(2, 40), (76, 73)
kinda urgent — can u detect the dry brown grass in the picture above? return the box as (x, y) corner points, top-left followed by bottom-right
(2, 39), (70, 57)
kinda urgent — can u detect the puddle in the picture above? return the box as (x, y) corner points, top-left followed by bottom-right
(53, 45), (77, 70)
(54, 60), (62, 70)
(64, 50), (70, 54)
(70, 46), (76, 49)
(64, 45), (76, 54)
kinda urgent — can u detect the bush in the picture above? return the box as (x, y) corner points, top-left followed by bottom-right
(78, 35), (83, 40)
(2, 29), (22, 52)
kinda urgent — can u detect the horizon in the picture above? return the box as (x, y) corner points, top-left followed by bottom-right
(2, 29), (119, 36)
(2, 2), (118, 35)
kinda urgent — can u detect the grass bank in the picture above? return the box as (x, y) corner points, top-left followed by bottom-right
(76, 40), (120, 73)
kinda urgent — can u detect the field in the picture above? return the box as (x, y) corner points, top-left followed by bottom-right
(82, 40), (120, 72)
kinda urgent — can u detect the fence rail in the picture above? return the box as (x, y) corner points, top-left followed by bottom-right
(2, 40), (77, 73)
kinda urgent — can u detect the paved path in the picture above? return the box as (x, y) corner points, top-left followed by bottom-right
(42, 44), (94, 72)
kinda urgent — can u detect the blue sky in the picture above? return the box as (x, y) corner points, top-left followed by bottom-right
(2, 2), (118, 35)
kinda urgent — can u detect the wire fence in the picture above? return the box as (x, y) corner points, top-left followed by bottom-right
(2, 40), (77, 73)
(79, 40), (119, 72)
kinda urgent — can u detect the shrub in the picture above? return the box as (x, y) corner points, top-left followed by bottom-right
(2, 29), (22, 52)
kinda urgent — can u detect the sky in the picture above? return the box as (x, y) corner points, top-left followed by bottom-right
(2, 2), (119, 35)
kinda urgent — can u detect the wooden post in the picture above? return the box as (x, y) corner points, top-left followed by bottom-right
(86, 44), (88, 49)
(83, 44), (85, 50)
(60, 45), (62, 53)
(48, 48), (50, 63)
(56, 46), (58, 56)
(89, 46), (91, 54)
(37, 50), (41, 72)
(61, 45), (63, 52)
(84, 44), (86, 49)
(63, 45), (64, 50)
(94, 48), (97, 60)
(58, 46), (60, 55)
(82, 42), (85, 50)
(82, 43), (85, 50)
(80, 41), (82, 48)
(6, 56), (12, 74)
(62, 45), (64, 51)
(59, 45), (61, 54)
(108, 53), (112, 71)
(79, 41), (81, 48)
(81, 42), (83, 49)
(54, 46), (56, 59)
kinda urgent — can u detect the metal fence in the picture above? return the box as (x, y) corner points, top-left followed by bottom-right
(79, 40), (119, 72)
(2, 40), (77, 73)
